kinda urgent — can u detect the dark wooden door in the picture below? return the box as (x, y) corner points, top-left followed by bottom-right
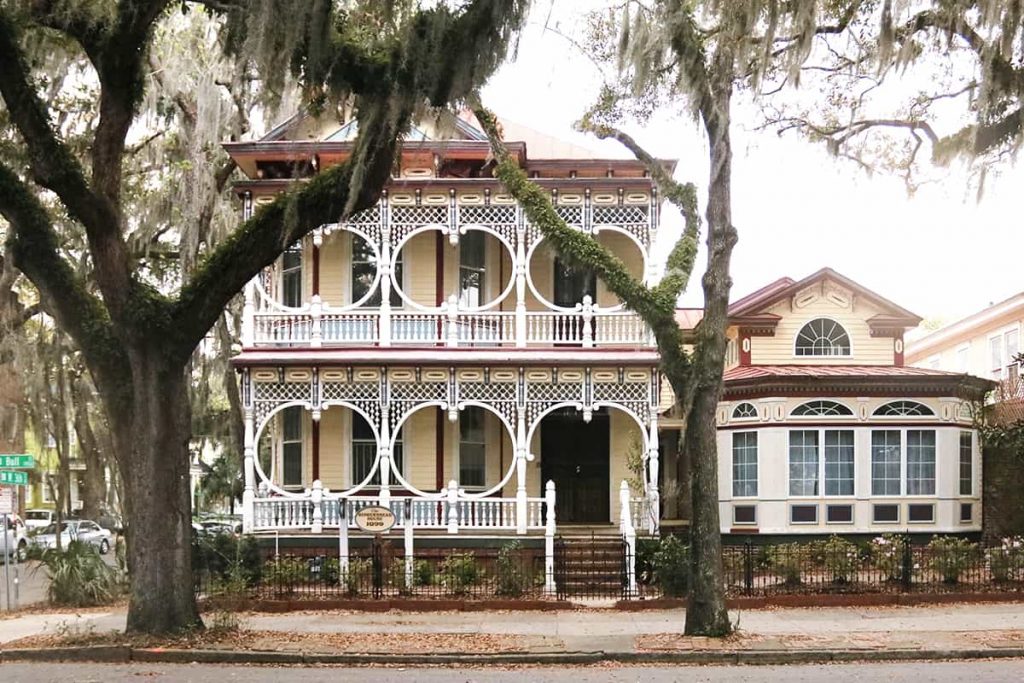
(541, 410), (610, 524)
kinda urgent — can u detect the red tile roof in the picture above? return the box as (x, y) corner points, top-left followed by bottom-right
(723, 365), (966, 381)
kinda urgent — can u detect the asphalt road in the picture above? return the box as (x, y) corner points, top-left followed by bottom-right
(1, 661), (1024, 682)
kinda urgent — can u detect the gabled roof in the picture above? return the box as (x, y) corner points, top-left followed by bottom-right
(728, 267), (921, 324)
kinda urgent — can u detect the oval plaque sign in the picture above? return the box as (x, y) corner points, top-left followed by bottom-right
(354, 505), (397, 533)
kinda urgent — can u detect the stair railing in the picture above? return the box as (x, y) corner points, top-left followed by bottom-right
(619, 480), (638, 596)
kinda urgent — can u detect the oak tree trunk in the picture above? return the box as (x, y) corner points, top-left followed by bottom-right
(71, 377), (106, 520)
(683, 60), (737, 637)
(105, 347), (200, 634)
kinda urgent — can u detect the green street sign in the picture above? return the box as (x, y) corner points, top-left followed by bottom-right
(0, 471), (27, 486)
(0, 455), (34, 469)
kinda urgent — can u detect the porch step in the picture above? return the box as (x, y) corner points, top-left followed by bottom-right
(555, 536), (627, 598)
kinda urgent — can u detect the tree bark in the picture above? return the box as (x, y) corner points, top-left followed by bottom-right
(106, 348), (200, 634)
(683, 51), (738, 637)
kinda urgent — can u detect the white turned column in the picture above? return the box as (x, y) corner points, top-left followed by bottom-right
(242, 408), (255, 533)
(311, 479), (323, 533)
(446, 479), (460, 534)
(242, 279), (256, 348)
(544, 479), (556, 595)
(647, 412), (660, 535)
(619, 480), (631, 534)
(515, 412), (528, 534)
(404, 499), (414, 591)
(379, 232), (392, 347)
(582, 295), (594, 348)
(310, 294), (323, 348)
(445, 295), (459, 347)
(378, 418), (391, 508)
(338, 501), (349, 583)
(515, 229), (527, 348)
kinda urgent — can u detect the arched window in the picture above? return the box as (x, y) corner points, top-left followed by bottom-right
(795, 318), (851, 357)
(732, 402), (758, 419)
(873, 400), (934, 417)
(791, 400), (854, 417)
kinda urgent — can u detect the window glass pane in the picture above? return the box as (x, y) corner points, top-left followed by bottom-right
(991, 336), (1003, 375)
(281, 247), (302, 307)
(794, 318), (851, 356)
(871, 430), (901, 496)
(906, 429), (936, 495)
(959, 431), (973, 496)
(824, 430), (854, 496)
(553, 257), (596, 307)
(459, 407), (487, 487)
(1007, 329), (1019, 363)
(732, 431), (758, 497)
(282, 406), (303, 487)
(788, 430), (819, 496)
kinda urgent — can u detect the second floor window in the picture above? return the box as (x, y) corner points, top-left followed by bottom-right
(553, 257), (596, 308)
(794, 318), (851, 357)
(459, 406), (487, 488)
(351, 234), (402, 307)
(459, 231), (486, 308)
(281, 247), (302, 307)
(989, 327), (1020, 379)
(282, 406), (303, 488)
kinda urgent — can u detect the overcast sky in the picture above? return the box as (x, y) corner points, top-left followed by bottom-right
(479, 5), (1023, 328)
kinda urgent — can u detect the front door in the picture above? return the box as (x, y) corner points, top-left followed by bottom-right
(540, 409), (610, 524)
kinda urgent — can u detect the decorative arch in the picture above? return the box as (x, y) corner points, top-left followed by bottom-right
(732, 402), (758, 419)
(873, 400), (935, 417)
(790, 400), (854, 417)
(252, 400), (315, 500)
(526, 401), (649, 457)
(794, 317), (852, 357)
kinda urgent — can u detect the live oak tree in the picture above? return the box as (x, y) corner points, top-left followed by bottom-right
(480, 0), (868, 636)
(0, 0), (527, 634)
(754, 0), (1024, 192)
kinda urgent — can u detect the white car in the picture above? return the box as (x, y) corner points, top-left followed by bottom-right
(2, 514), (28, 563)
(31, 519), (113, 554)
(23, 509), (55, 531)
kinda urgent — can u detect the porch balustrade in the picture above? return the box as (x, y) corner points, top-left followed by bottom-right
(244, 296), (654, 349)
(251, 489), (549, 534)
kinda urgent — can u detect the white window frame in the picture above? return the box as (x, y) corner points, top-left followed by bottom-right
(955, 343), (970, 373)
(872, 400), (935, 418)
(280, 245), (303, 308)
(958, 430), (974, 496)
(792, 317), (853, 358)
(870, 429), (902, 496)
(458, 230), (488, 309)
(787, 428), (857, 499)
(989, 323), (1021, 379)
(731, 402), (759, 421)
(731, 431), (758, 498)
(789, 400), (854, 418)
(281, 406), (304, 489)
(869, 428), (938, 498)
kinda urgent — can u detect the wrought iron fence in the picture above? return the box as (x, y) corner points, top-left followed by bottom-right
(195, 540), (551, 601)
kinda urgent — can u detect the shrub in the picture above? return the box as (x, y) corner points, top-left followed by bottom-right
(40, 540), (121, 607)
(765, 543), (810, 586)
(343, 557), (373, 595)
(987, 537), (1024, 582)
(635, 537), (660, 586)
(495, 542), (526, 597)
(264, 556), (307, 594)
(440, 552), (481, 595)
(194, 533), (262, 587)
(651, 535), (689, 597)
(870, 534), (905, 582)
(821, 536), (861, 584)
(928, 536), (977, 584)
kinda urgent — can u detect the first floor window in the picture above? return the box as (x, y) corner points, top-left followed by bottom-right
(824, 430), (855, 496)
(732, 431), (758, 497)
(906, 429), (936, 495)
(351, 412), (403, 486)
(788, 430), (819, 496)
(959, 431), (973, 496)
(282, 406), (303, 487)
(871, 430), (901, 496)
(459, 407), (487, 488)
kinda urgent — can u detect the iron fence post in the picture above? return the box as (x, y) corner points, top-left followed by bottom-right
(744, 541), (754, 596)
(901, 534), (913, 591)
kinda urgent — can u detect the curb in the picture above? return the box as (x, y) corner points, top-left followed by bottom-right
(2, 645), (1024, 667)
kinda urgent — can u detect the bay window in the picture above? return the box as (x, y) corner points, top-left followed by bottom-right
(732, 431), (758, 497)
(788, 430), (819, 496)
(906, 430), (936, 495)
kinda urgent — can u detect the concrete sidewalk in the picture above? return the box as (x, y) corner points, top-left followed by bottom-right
(1, 603), (1024, 660)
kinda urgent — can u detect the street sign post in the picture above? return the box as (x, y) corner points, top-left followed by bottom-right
(0, 472), (27, 486)
(0, 487), (12, 515)
(0, 455), (33, 469)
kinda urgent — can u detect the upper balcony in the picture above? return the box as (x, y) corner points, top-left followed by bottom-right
(240, 189), (660, 351)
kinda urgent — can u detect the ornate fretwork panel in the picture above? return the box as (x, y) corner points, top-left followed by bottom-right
(458, 205), (518, 245)
(252, 378), (314, 427)
(388, 368), (450, 431)
(592, 368), (653, 426)
(592, 205), (650, 245)
(320, 368), (382, 426)
(524, 369), (587, 425)
(458, 368), (519, 428)
(337, 206), (382, 245)
(390, 204), (449, 243)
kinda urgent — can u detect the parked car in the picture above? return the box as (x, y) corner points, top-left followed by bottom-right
(199, 520), (238, 536)
(31, 519), (113, 554)
(1, 515), (28, 563)
(23, 509), (54, 532)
